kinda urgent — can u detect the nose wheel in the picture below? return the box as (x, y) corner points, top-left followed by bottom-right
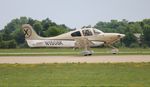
(108, 45), (119, 54)
(111, 48), (119, 54)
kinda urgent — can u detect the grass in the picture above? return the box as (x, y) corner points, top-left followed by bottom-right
(0, 48), (150, 56)
(0, 63), (150, 87)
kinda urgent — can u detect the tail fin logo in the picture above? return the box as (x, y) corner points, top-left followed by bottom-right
(23, 26), (32, 38)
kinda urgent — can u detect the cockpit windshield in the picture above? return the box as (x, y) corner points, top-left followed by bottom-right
(93, 29), (103, 35)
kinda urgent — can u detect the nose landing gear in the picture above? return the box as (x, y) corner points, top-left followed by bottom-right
(111, 48), (119, 54)
(108, 45), (119, 54)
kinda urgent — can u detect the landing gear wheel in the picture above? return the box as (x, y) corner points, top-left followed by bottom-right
(111, 48), (119, 54)
(81, 50), (94, 56)
(107, 44), (119, 54)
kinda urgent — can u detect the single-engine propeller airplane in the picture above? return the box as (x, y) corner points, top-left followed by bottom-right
(22, 24), (125, 56)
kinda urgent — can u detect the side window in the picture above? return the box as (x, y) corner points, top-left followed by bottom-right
(93, 29), (102, 35)
(71, 31), (81, 37)
(94, 29), (101, 35)
(82, 30), (93, 36)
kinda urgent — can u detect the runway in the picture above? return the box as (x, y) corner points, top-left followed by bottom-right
(0, 55), (150, 64)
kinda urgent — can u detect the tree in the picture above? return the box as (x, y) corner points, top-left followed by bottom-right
(143, 24), (150, 46)
(2, 29), (12, 41)
(0, 34), (2, 42)
(44, 26), (60, 37)
(122, 32), (137, 47)
(28, 18), (35, 26)
(8, 40), (17, 48)
(12, 29), (25, 44)
(0, 41), (7, 48)
(110, 20), (119, 29)
(41, 18), (52, 31)
(33, 21), (43, 36)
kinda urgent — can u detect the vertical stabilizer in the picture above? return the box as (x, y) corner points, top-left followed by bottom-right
(22, 24), (42, 40)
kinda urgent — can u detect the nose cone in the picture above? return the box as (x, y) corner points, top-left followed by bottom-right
(117, 34), (125, 38)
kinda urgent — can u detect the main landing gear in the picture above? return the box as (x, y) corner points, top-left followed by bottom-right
(81, 50), (94, 56)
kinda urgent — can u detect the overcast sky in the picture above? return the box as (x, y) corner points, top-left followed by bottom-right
(0, 0), (150, 29)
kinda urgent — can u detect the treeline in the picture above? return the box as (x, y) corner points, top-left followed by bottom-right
(0, 17), (150, 48)
(0, 17), (69, 48)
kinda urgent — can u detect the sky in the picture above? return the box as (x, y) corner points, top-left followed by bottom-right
(0, 0), (150, 29)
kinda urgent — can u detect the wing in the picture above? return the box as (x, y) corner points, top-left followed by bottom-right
(74, 37), (94, 50)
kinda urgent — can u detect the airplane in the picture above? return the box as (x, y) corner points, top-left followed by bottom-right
(22, 24), (125, 56)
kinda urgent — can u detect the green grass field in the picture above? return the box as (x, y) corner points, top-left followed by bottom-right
(0, 63), (150, 87)
(0, 48), (150, 56)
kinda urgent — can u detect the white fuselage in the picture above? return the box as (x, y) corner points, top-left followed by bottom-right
(27, 40), (104, 47)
